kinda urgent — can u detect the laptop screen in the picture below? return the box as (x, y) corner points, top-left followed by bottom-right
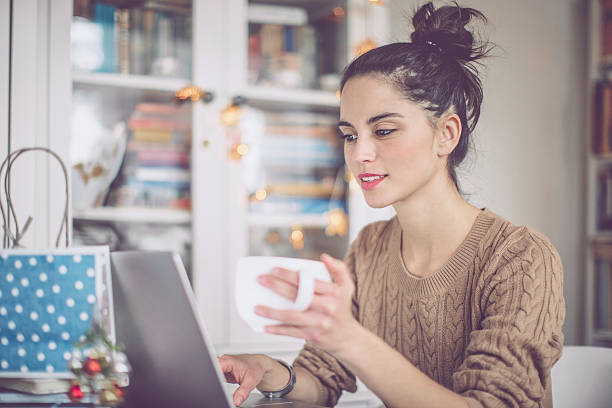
(110, 251), (234, 408)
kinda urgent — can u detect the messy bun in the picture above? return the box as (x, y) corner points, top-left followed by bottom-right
(340, 2), (493, 193)
(410, 2), (489, 63)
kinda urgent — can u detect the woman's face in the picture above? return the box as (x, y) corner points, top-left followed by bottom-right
(339, 75), (447, 209)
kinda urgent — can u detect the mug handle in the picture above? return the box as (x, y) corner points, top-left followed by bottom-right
(291, 270), (316, 311)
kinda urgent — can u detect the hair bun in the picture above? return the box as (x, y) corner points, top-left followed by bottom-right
(410, 2), (488, 62)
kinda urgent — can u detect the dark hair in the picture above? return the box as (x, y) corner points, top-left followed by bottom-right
(340, 2), (492, 191)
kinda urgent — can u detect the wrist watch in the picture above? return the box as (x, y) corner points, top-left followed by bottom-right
(260, 359), (296, 399)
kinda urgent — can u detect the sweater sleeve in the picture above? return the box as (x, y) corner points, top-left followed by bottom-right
(292, 231), (362, 406)
(452, 229), (565, 408)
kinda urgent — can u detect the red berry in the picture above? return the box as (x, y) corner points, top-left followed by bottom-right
(68, 384), (84, 401)
(84, 357), (102, 375)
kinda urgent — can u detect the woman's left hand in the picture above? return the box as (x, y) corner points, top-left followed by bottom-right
(254, 253), (361, 356)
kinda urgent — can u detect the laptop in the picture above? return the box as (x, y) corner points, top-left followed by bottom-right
(110, 251), (326, 408)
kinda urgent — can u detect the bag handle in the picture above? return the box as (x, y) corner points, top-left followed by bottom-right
(0, 147), (70, 248)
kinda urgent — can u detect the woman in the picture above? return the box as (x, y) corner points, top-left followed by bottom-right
(219, 2), (565, 407)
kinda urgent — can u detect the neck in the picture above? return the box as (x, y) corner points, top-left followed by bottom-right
(393, 175), (480, 278)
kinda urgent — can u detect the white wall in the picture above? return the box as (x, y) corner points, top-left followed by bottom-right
(388, 0), (587, 345)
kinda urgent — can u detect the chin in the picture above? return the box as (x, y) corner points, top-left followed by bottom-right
(363, 193), (393, 209)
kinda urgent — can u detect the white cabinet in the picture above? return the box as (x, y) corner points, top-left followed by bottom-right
(67, 0), (390, 405)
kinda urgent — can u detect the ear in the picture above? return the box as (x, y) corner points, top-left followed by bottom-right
(435, 113), (462, 157)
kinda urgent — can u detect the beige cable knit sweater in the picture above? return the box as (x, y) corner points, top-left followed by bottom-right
(293, 209), (565, 408)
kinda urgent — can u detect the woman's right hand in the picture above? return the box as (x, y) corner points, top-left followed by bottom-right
(217, 354), (268, 407)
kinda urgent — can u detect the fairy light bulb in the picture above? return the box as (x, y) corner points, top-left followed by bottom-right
(254, 189), (268, 201)
(230, 142), (249, 160)
(220, 104), (243, 126)
(325, 208), (348, 237)
(290, 227), (305, 250)
(355, 38), (377, 57)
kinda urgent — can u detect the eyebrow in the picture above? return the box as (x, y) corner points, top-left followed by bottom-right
(338, 112), (405, 128)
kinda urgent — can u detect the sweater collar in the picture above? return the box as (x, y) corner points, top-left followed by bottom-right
(388, 208), (495, 296)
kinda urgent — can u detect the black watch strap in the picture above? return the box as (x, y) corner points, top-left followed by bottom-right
(260, 359), (296, 399)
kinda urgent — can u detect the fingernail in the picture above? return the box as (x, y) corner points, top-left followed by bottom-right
(257, 275), (268, 285)
(254, 306), (263, 315)
(270, 267), (281, 275)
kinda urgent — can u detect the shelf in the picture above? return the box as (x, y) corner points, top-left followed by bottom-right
(72, 72), (189, 92)
(243, 85), (340, 108)
(593, 330), (612, 341)
(589, 234), (612, 243)
(593, 152), (612, 162)
(73, 207), (191, 224)
(247, 213), (329, 228)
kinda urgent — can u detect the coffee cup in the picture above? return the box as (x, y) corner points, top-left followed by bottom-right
(235, 256), (331, 333)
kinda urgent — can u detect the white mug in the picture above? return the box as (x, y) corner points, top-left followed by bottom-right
(235, 256), (331, 333)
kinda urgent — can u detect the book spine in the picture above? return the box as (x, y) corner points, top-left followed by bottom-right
(93, 3), (117, 73)
(115, 8), (130, 74)
(607, 259), (612, 329)
(604, 82), (612, 154)
(128, 118), (190, 132)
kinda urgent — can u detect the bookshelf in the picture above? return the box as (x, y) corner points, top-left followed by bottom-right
(587, 0), (612, 346)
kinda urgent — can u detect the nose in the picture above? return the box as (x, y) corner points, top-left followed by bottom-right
(348, 135), (376, 163)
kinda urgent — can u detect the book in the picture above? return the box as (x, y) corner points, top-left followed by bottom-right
(128, 117), (190, 132)
(249, 196), (344, 215)
(602, 0), (612, 62)
(593, 81), (612, 154)
(268, 182), (334, 198)
(93, 3), (117, 73)
(115, 8), (130, 74)
(132, 128), (175, 143)
(136, 150), (190, 167)
(0, 378), (70, 394)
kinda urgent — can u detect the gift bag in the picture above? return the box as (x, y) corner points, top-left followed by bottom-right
(0, 247), (113, 378)
(0, 148), (115, 379)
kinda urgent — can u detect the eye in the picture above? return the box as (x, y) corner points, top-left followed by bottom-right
(375, 129), (395, 137)
(342, 133), (357, 143)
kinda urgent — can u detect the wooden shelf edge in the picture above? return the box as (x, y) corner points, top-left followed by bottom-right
(73, 207), (191, 224)
(72, 72), (189, 92)
(243, 85), (340, 108)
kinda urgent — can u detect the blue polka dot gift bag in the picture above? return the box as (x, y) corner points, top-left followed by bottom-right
(0, 148), (117, 381)
(0, 246), (114, 378)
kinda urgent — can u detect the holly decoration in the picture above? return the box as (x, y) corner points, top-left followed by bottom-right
(66, 322), (130, 406)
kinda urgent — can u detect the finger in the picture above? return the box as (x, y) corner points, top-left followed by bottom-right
(308, 294), (340, 315)
(313, 279), (339, 296)
(218, 355), (239, 372)
(269, 266), (299, 285)
(255, 306), (326, 328)
(264, 323), (328, 341)
(257, 274), (298, 301)
(233, 375), (259, 407)
(320, 253), (351, 287)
